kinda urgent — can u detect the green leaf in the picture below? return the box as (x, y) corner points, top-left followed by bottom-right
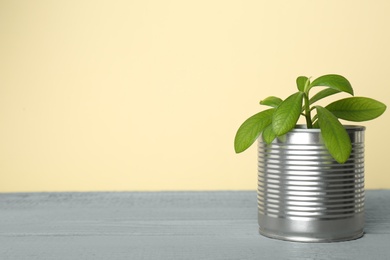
(310, 74), (354, 95)
(316, 106), (351, 163)
(272, 92), (304, 136)
(296, 76), (309, 92)
(309, 88), (341, 105)
(234, 109), (275, 153)
(262, 124), (276, 144)
(326, 97), (387, 122)
(260, 96), (283, 108)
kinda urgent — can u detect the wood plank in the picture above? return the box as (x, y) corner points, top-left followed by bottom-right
(0, 191), (389, 259)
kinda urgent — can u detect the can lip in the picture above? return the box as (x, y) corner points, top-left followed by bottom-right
(291, 125), (366, 132)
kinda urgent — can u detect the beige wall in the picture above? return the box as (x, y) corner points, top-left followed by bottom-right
(1, 0), (389, 192)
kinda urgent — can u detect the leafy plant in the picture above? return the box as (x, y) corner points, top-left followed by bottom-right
(234, 74), (386, 163)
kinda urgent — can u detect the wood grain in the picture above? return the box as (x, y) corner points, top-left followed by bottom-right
(1, 191), (389, 259)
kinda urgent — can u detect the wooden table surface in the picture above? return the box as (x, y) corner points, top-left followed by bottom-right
(1, 190), (390, 259)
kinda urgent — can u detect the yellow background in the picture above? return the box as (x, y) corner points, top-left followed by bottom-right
(1, 0), (389, 192)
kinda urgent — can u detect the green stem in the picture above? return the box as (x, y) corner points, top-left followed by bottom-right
(303, 93), (313, 128)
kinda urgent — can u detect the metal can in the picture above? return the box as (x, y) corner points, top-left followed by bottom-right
(257, 125), (365, 242)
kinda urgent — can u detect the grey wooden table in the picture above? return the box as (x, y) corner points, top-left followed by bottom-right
(1, 190), (389, 260)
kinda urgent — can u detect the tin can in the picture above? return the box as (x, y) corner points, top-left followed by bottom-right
(257, 125), (365, 242)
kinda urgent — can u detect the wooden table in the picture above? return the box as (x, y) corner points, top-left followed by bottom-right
(1, 190), (389, 259)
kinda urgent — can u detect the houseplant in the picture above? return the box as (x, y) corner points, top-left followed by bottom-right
(234, 74), (386, 242)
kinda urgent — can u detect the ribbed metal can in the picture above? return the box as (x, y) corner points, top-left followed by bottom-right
(257, 125), (365, 242)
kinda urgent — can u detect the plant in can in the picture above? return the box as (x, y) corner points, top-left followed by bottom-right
(234, 74), (386, 163)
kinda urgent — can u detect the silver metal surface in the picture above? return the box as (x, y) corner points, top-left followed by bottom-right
(257, 125), (365, 242)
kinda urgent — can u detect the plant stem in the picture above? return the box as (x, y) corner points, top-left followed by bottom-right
(303, 93), (313, 128)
